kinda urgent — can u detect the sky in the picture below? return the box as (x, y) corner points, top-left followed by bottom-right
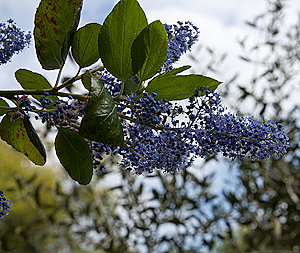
(0, 0), (299, 89)
(1, 0), (300, 191)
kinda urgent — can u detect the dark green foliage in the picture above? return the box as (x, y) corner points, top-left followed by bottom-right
(71, 23), (102, 68)
(23, 117), (47, 164)
(55, 128), (93, 185)
(98, 0), (148, 80)
(131, 20), (168, 81)
(79, 76), (124, 147)
(154, 65), (191, 79)
(123, 76), (139, 95)
(81, 70), (92, 90)
(15, 68), (58, 105)
(146, 74), (220, 101)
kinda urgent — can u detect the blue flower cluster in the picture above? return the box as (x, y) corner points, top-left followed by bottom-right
(120, 124), (195, 174)
(38, 94), (85, 126)
(125, 92), (172, 126)
(17, 93), (85, 127)
(0, 189), (11, 218)
(0, 19), (31, 65)
(94, 69), (122, 97)
(161, 21), (200, 72)
(19, 95), (36, 112)
(91, 89), (289, 174)
(9, 21), (288, 176)
(184, 89), (289, 160)
(90, 91), (193, 174)
(88, 18), (287, 173)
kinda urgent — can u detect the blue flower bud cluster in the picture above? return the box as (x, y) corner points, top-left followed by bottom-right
(120, 124), (196, 174)
(124, 92), (172, 126)
(94, 69), (122, 97)
(38, 95), (85, 126)
(0, 189), (11, 218)
(91, 89), (289, 174)
(18, 95), (36, 112)
(183, 89), (289, 160)
(16, 93), (85, 127)
(91, 123), (195, 174)
(0, 19), (31, 65)
(161, 21), (200, 72)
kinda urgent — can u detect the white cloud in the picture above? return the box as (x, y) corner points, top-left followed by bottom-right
(0, 0), (299, 98)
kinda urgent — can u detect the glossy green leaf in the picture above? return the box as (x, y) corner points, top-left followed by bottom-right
(79, 76), (124, 147)
(155, 65), (191, 79)
(131, 20), (168, 81)
(146, 74), (221, 101)
(72, 23), (102, 68)
(123, 76), (139, 95)
(0, 98), (9, 116)
(0, 114), (46, 165)
(55, 128), (93, 185)
(15, 69), (58, 105)
(34, 0), (82, 70)
(98, 0), (148, 80)
(81, 71), (92, 90)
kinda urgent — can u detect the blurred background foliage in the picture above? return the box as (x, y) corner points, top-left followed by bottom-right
(1, 0), (300, 252)
(0, 139), (230, 252)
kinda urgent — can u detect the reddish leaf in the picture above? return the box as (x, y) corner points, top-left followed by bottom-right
(34, 0), (83, 70)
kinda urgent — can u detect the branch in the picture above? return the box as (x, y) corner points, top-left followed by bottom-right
(0, 89), (88, 101)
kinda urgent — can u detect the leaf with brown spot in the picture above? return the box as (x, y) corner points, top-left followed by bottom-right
(0, 114), (46, 166)
(34, 0), (83, 70)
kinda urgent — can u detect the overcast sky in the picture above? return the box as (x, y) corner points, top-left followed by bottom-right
(0, 0), (299, 90)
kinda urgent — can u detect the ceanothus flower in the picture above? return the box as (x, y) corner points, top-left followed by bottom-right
(12, 20), (287, 175)
(94, 68), (122, 97)
(161, 21), (200, 72)
(87, 21), (288, 174)
(184, 89), (289, 160)
(0, 19), (31, 65)
(0, 189), (12, 218)
(91, 89), (288, 174)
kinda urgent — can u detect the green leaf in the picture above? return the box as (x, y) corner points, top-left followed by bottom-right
(98, 0), (148, 80)
(155, 65), (191, 79)
(146, 74), (221, 101)
(34, 0), (82, 70)
(55, 128), (93, 185)
(131, 20), (168, 82)
(0, 114), (46, 165)
(15, 69), (58, 106)
(123, 76), (139, 95)
(0, 98), (9, 116)
(79, 76), (124, 147)
(72, 23), (102, 68)
(81, 71), (92, 90)
(61, 4), (82, 64)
